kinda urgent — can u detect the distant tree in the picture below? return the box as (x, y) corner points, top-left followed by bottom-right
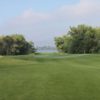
(3, 36), (14, 55)
(55, 35), (72, 52)
(55, 25), (100, 54)
(0, 34), (36, 55)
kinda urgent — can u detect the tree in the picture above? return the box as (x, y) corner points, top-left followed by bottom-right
(0, 34), (36, 55)
(55, 35), (72, 53)
(55, 25), (100, 54)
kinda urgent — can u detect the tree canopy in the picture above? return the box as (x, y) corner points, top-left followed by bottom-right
(55, 25), (100, 54)
(0, 34), (36, 55)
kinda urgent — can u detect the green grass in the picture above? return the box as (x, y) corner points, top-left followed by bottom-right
(0, 54), (100, 100)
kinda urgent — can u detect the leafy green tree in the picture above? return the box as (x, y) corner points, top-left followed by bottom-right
(55, 25), (100, 54)
(0, 34), (36, 55)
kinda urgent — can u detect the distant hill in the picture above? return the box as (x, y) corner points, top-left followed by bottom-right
(36, 46), (56, 50)
(36, 46), (57, 53)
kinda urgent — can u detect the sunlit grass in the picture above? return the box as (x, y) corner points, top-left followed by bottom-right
(0, 54), (100, 100)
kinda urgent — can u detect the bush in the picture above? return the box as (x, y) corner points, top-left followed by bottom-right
(0, 34), (36, 55)
(55, 25), (100, 54)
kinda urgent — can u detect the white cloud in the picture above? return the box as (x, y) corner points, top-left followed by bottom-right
(3, 0), (100, 27)
(57, 0), (100, 18)
(9, 9), (51, 27)
(0, 0), (100, 46)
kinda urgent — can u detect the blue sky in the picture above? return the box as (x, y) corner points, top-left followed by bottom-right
(0, 0), (100, 46)
(0, 0), (78, 23)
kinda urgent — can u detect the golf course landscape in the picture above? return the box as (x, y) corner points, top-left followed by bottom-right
(0, 0), (100, 99)
(0, 53), (100, 100)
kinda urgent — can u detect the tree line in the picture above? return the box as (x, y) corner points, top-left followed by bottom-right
(0, 34), (35, 55)
(55, 25), (100, 54)
(0, 24), (100, 55)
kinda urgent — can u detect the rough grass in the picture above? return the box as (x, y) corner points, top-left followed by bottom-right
(0, 54), (100, 100)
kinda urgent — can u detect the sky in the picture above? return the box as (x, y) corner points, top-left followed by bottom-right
(0, 0), (100, 47)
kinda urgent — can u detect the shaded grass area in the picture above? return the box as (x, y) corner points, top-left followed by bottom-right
(0, 54), (100, 100)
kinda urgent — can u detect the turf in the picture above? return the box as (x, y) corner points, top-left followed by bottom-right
(0, 54), (100, 100)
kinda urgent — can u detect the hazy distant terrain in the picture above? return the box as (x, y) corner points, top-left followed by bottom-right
(36, 46), (57, 53)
